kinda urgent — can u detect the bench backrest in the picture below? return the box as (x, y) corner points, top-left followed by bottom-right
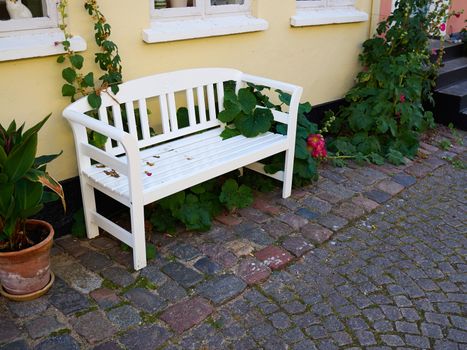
(68, 68), (244, 156)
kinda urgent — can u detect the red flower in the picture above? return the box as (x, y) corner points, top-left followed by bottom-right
(455, 13), (461, 18)
(399, 94), (406, 103)
(439, 23), (446, 31)
(307, 134), (327, 159)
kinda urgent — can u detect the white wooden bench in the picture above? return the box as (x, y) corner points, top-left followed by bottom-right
(63, 68), (302, 270)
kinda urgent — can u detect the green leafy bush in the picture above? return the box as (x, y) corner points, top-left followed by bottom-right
(326, 0), (452, 165)
(220, 83), (319, 185)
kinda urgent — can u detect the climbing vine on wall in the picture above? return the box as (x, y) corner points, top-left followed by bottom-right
(57, 0), (122, 109)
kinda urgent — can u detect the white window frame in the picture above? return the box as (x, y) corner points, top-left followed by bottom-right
(144, 0), (268, 43)
(0, 0), (86, 61)
(291, 0), (369, 27)
(0, 0), (58, 33)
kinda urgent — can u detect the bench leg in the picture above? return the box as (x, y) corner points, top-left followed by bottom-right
(282, 149), (294, 198)
(130, 203), (147, 270)
(81, 182), (99, 239)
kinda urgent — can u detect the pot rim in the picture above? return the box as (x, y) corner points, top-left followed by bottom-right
(0, 219), (54, 258)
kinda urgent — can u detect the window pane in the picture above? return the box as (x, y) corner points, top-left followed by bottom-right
(157, 0), (195, 8)
(1, 0), (45, 20)
(210, 0), (244, 5)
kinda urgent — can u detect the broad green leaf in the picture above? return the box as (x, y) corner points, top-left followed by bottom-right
(87, 93), (102, 109)
(235, 108), (273, 138)
(4, 134), (37, 182)
(276, 90), (292, 105)
(30, 171), (65, 211)
(219, 179), (253, 211)
(176, 107), (190, 128)
(82, 72), (95, 88)
(220, 127), (241, 140)
(177, 202), (212, 231)
(238, 88), (257, 114)
(34, 151), (62, 168)
(0, 183), (13, 216)
(295, 141), (310, 160)
(62, 84), (76, 97)
(14, 179), (43, 218)
(70, 54), (84, 69)
(62, 67), (77, 84)
(218, 101), (241, 123)
(56, 55), (65, 63)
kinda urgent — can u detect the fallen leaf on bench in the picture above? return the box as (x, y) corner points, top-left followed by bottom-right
(145, 171), (153, 176)
(153, 155), (160, 158)
(104, 169), (120, 178)
(96, 164), (106, 168)
(146, 161), (155, 166)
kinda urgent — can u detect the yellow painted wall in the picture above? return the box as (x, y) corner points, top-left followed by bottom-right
(0, 0), (378, 181)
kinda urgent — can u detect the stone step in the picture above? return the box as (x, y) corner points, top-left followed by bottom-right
(434, 79), (467, 130)
(436, 57), (467, 88)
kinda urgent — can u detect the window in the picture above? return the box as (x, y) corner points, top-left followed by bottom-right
(292, 0), (368, 27)
(0, 0), (58, 33)
(143, 0), (268, 43)
(0, 0), (86, 61)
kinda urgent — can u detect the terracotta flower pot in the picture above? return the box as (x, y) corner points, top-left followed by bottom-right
(0, 220), (54, 298)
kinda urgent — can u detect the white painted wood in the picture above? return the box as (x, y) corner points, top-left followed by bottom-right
(245, 162), (284, 181)
(167, 92), (178, 132)
(216, 83), (225, 112)
(207, 84), (217, 121)
(143, 15), (268, 43)
(197, 86), (207, 124)
(291, 7), (368, 26)
(0, 30), (86, 62)
(138, 99), (151, 140)
(186, 88), (197, 126)
(63, 68), (302, 270)
(159, 94), (171, 134)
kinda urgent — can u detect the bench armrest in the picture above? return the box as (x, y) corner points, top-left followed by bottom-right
(63, 109), (143, 195)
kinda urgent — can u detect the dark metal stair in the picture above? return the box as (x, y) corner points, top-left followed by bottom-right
(432, 41), (467, 130)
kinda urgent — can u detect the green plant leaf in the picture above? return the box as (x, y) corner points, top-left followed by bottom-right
(218, 101), (241, 123)
(56, 55), (65, 63)
(146, 244), (156, 260)
(62, 84), (76, 97)
(219, 179), (253, 211)
(220, 127), (241, 140)
(82, 72), (95, 88)
(87, 93), (102, 109)
(235, 108), (273, 138)
(238, 88), (257, 114)
(70, 54), (84, 69)
(71, 208), (87, 238)
(62, 67), (77, 84)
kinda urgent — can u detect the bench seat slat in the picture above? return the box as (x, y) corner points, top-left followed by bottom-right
(82, 128), (287, 202)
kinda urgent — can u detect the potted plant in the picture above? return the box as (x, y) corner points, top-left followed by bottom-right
(0, 115), (65, 301)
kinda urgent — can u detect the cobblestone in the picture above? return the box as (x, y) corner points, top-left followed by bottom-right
(1, 136), (466, 349)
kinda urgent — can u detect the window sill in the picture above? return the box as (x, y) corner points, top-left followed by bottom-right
(291, 7), (368, 27)
(143, 15), (268, 43)
(0, 30), (86, 62)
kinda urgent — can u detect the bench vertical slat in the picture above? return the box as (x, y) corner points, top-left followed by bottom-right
(167, 92), (178, 132)
(112, 104), (124, 131)
(98, 106), (112, 152)
(216, 82), (225, 112)
(159, 94), (170, 134)
(125, 102), (138, 138)
(138, 99), (151, 140)
(207, 84), (216, 122)
(186, 88), (197, 127)
(197, 86), (207, 124)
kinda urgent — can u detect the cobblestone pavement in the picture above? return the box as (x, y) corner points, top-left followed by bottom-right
(1, 127), (466, 350)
